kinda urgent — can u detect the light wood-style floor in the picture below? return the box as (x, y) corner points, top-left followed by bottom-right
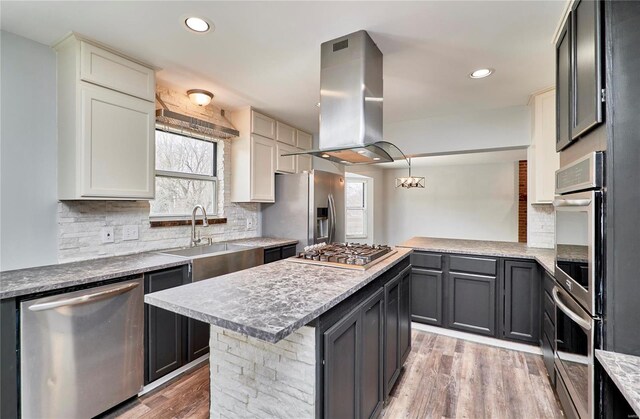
(108, 330), (563, 419)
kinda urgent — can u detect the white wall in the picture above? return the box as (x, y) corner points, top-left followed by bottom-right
(1, 31), (58, 270)
(382, 162), (519, 246)
(385, 106), (531, 156)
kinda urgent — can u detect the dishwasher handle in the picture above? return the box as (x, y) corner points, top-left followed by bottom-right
(28, 282), (140, 312)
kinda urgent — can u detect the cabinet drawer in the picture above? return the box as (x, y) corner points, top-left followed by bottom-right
(543, 312), (555, 345)
(276, 122), (296, 146)
(251, 111), (276, 139)
(449, 255), (496, 276)
(264, 247), (282, 264)
(410, 252), (442, 270)
(80, 41), (155, 101)
(281, 244), (297, 259)
(542, 333), (555, 382)
(544, 291), (555, 324)
(543, 272), (556, 296)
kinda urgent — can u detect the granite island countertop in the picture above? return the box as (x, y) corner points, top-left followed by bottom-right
(398, 237), (556, 274)
(145, 248), (413, 343)
(0, 252), (189, 299)
(596, 350), (640, 416)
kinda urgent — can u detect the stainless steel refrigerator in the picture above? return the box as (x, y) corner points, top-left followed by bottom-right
(262, 170), (345, 253)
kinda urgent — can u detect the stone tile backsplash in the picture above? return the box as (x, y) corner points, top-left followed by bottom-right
(527, 203), (554, 249)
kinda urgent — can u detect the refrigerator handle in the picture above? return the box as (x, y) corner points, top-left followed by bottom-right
(328, 194), (336, 244)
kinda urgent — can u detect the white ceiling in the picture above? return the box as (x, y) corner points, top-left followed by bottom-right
(1, 1), (565, 134)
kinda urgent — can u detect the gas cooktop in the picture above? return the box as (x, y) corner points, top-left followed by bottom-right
(288, 243), (397, 270)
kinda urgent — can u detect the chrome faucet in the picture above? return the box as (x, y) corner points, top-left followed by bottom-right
(191, 205), (209, 246)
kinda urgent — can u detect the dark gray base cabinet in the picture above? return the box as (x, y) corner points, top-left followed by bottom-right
(144, 266), (209, 385)
(411, 268), (442, 326)
(503, 261), (541, 343)
(323, 289), (384, 419)
(447, 272), (496, 336)
(411, 251), (542, 345)
(318, 257), (411, 419)
(384, 267), (412, 395)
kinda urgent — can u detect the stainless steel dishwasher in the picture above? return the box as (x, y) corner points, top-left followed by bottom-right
(20, 277), (144, 419)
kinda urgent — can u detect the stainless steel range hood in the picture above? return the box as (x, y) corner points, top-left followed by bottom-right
(286, 30), (406, 165)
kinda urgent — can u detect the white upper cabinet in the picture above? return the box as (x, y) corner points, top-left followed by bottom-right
(296, 130), (313, 150)
(276, 122), (296, 146)
(55, 34), (156, 200)
(276, 142), (297, 174)
(251, 135), (276, 201)
(528, 89), (559, 204)
(297, 154), (313, 173)
(251, 111), (276, 139)
(79, 41), (155, 101)
(230, 107), (276, 202)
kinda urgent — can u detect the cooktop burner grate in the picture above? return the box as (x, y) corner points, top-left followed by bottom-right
(288, 243), (396, 270)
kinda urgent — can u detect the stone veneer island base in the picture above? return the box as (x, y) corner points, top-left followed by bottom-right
(145, 248), (413, 419)
(209, 326), (316, 418)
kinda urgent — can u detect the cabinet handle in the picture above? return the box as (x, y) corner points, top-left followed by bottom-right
(29, 282), (139, 312)
(552, 286), (591, 331)
(553, 198), (592, 207)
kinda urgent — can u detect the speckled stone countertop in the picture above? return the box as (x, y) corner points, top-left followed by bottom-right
(145, 248), (412, 343)
(596, 350), (640, 416)
(0, 253), (188, 299)
(226, 237), (298, 250)
(398, 237), (556, 274)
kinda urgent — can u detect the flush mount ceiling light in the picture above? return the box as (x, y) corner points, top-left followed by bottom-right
(187, 89), (213, 106)
(469, 68), (494, 79)
(184, 17), (212, 33)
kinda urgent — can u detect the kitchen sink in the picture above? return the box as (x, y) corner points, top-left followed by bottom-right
(158, 242), (264, 281)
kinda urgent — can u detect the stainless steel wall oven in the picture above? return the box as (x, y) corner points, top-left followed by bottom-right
(553, 151), (604, 419)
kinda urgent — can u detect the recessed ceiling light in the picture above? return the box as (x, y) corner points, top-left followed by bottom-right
(373, 157), (381, 161)
(185, 17), (212, 33)
(357, 150), (366, 154)
(469, 68), (494, 79)
(321, 154), (330, 158)
(340, 160), (349, 164)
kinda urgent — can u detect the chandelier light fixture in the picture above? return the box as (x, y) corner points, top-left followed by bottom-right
(395, 158), (425, 189)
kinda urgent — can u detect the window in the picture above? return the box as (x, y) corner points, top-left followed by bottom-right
(346, 179), (367, 239)
(150, 129), (217, 218)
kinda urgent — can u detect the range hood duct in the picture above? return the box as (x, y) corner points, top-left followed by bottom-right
(286, 30), (408, 165)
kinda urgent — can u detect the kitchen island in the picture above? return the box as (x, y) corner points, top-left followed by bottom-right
(145, 247), (413, 418)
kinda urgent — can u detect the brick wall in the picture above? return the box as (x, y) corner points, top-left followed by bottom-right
(57, 84), (260, 263)
(209, 325), (316, 418)
(518, 160), (528, 243)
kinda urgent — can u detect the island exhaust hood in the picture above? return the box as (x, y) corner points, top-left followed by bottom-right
(286, 30), (406, 165)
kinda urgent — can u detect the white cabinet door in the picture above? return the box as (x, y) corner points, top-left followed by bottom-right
(80, 85), (155, 198)
(297, 154), (313, 173)
(296, 130), (313, 150)
(80, 41), (155, 101)
(251, 111), (276, 139)
(530, 90), (559, 203)
(276, 142), (297, 174)
(276, 122), (296, 146)
(250, 135), (275, 202)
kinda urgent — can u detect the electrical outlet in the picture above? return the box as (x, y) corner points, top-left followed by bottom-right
(122, 225), (139, 241)
(246, 218), (255, 229)
(100, 227), (114, 244)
